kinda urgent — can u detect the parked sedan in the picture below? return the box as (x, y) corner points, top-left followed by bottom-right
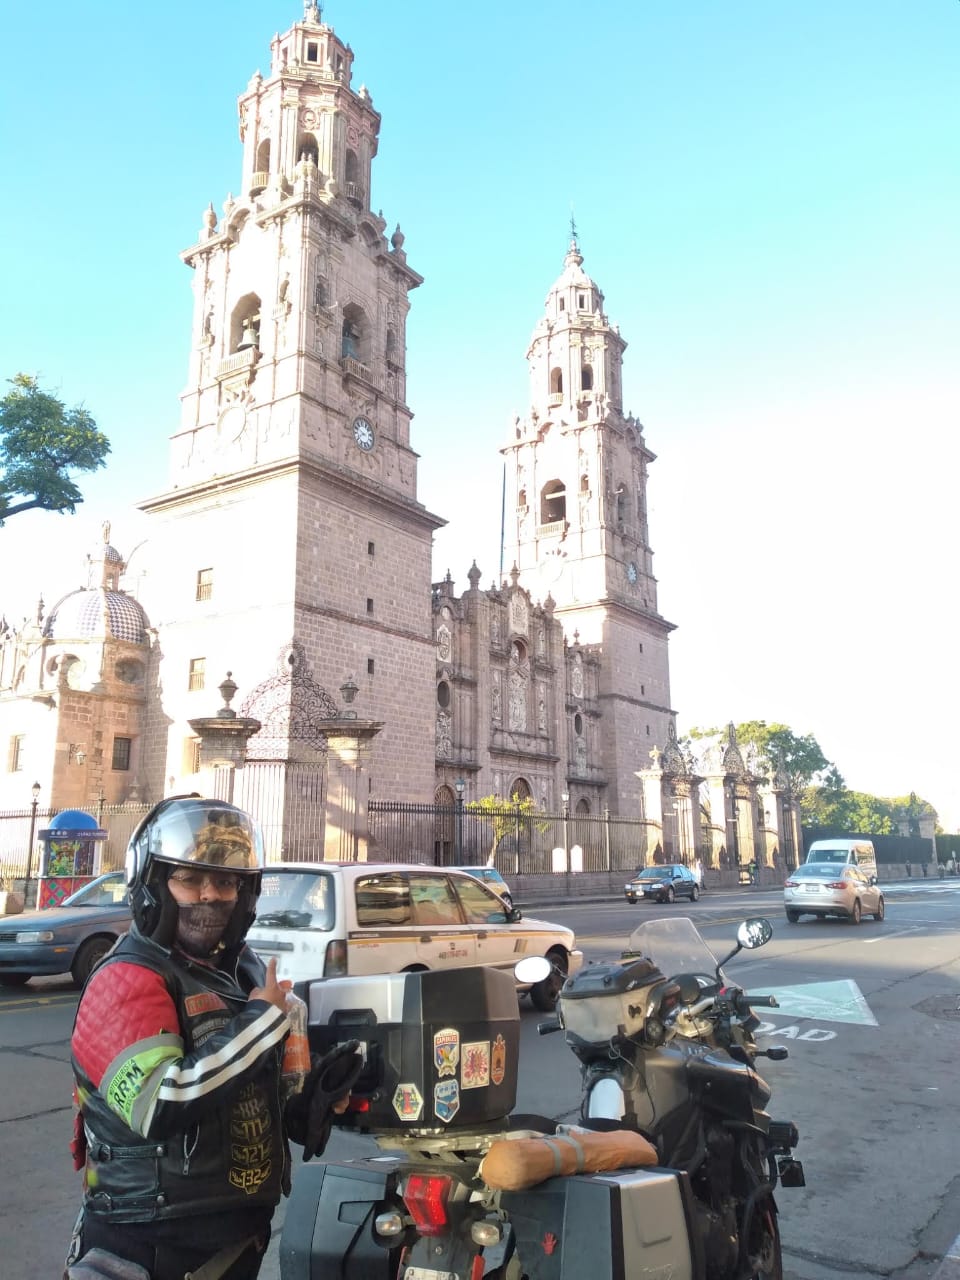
(784, 863), (884, 924)
(624, 864), (701, 904)
(453, 864), (513, 910)
(0, 871), (130, 987)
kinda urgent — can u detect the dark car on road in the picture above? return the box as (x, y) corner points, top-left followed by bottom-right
(624, 864), (701, 904)
(0, 871), (130, 987)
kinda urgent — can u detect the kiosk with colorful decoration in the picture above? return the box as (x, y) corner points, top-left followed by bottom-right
(37, 810), (108, 908)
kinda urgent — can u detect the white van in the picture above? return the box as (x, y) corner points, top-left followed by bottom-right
(246, 862), (582, 1011)
(805, 839), (878, 880)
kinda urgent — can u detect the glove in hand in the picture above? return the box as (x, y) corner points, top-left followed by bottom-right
(286, 1039), (364, 1161)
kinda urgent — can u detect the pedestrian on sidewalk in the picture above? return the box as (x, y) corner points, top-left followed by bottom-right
(906, 859), (912, 877)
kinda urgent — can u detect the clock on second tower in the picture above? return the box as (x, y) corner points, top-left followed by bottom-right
(352, 416), (375, 452)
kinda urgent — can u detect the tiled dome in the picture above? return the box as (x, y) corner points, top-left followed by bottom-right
(43, 588), (148, 644)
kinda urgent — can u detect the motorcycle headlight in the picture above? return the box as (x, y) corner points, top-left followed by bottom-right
(16, 930), (55, 944)
(644, 1016), (665, 1046)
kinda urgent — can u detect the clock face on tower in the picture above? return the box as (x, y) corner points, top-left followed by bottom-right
(352, 416), (375, 452)
(626, 561), (638, 585)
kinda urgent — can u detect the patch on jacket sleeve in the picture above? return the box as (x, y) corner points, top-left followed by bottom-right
(103, 1036), (182, 1131)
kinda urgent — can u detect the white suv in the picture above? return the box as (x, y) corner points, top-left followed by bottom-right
(248, 862), (582, 1011)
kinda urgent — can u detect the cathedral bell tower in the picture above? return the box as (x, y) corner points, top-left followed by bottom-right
(502, 236), (676, 813)
(140, 3), (444, 804)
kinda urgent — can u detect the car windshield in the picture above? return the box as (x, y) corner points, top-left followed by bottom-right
(63, 874), (128, 907)
(254, 869), (336, 930)
(792, 865), (844, 879)
(635, 868), (670, 880)
(626, 916), (726, 982)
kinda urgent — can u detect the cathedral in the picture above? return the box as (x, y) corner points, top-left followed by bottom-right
(0, 5), (801, 872)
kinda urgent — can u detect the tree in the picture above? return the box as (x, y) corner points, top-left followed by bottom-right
(465, 794), (548, 867)
(0, 374), (110, 523)
(689, 720), (836, 797)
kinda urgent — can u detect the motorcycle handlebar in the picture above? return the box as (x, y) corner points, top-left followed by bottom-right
(741, 993), (779, 1008)
(537, 1016), (563, 1035)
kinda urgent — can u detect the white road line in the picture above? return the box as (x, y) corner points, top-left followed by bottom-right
(865, 928), (920, 943)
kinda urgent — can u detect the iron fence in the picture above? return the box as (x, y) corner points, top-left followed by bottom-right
(368, 801), (662, 874)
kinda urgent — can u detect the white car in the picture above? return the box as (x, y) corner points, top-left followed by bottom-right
(248, 862), (582, 1011)
(784, 862), (885, 925)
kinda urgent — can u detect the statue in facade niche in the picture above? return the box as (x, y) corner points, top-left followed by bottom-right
(508, 671), (525, 731)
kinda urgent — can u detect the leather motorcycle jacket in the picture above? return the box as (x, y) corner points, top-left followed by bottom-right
(71, 927), (290, 1224)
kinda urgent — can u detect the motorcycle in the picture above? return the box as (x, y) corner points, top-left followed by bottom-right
(280, 915), (803, 1280)
(543, 913), (805, 1280)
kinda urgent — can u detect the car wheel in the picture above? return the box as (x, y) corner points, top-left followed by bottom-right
(690, 884), (700, 902)
(849, 899), (862, 925)
(530, 949), (568, 1012)
(666, 887), (675, 904)
(625, 895), (637, 904)
(874, 895), (885, 922)
(0, 974), (30, 987)
(785, 911), (801, 923)
(71, 937), (115, 987)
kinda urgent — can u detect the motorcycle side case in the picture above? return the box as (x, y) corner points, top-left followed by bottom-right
(304, 966), (521, 1130)
(500, 1165), (698, 1280)
(279, 1157), (402, 1280)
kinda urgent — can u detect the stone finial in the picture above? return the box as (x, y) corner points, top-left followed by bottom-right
(217, 671), (238, 719)
(467, 561), (482, 589)
(509, 563), (520, 588)
(391, 224), (405, 252)
(203, 203), (218, 233)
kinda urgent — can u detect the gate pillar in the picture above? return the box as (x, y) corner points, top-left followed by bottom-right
(322, 719), (384, 862)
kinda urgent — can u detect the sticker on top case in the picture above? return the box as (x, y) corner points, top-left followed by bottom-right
(461, 1040), (490, 1089)
(434, 1078), (460, 1124)
(393, 1083), (424, 1122)
(490, 1034), (507, 1086)
(433, 1028), (460, 1078)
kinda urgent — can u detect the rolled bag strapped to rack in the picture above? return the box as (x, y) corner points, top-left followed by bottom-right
(479, 1127), (659, 1191)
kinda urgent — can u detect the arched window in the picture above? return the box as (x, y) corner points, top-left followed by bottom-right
(345, 148), (359, 184)
(341, 302), (367, 362)
(510, 778), (532, 803)
(541, 480), (566, 524)
(518, 487), (527, 508)
(576, 798), (590, 815)
(580, 473), (589, 493)
(511, 639), (527, 665)
(574, 712), (584, 736)
(550, 367), (563, 395)
(255, 138), (271, 175)
(581, 365), (593, 391)
(615, 486), (628, 526)
(437, 680), (451, 708)
(296, 134), (319, 167)
(230, 293), (262, 353)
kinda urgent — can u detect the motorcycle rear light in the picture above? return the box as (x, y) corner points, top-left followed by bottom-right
(347, 1096), (370, 1112)
(402, 1173), (453, 1235)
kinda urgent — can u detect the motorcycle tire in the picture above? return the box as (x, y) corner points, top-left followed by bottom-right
(746, 1197), (783, 1280)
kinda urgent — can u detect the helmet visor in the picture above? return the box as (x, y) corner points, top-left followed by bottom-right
(147, 798), (264, 873)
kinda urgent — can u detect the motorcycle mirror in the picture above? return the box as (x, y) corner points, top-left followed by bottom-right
(514, 956), (552, 984)
(737, 917), (773, 950)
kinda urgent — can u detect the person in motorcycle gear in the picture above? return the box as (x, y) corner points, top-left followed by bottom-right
(66, 795), (359, 1280)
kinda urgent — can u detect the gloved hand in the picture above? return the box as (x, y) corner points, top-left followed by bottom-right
(285, 1039), (364, 1161)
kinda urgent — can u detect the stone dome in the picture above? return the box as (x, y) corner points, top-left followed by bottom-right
(43, 588), (148, 645)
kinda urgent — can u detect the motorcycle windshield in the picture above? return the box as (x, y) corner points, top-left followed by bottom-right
(626, 916), (726, 984)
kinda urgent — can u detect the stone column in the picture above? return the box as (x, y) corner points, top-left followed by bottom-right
(322, 719), (384, 862)
(188, 673), (262, 802)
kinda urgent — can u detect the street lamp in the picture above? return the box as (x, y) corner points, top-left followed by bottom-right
(561, 791), (570, 875)
(24, 781), (42, 899)
(454, 777), (465, 864)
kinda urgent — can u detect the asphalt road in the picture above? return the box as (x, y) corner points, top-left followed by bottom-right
(3, 880), (960, 1280)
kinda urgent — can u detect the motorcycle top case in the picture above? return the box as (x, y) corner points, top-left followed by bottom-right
(304, 965), (520, 1130)
(559, 957), (678, 1046)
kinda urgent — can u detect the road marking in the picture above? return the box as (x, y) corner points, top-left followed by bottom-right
(0, 994), (77, 1014)
(865, 928), (919, 944)
(760, 978), (877, 1026)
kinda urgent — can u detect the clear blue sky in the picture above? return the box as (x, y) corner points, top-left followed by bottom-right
(1, 2), (957, 826)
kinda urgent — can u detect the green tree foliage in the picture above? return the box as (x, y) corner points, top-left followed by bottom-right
(803, 787), (899, 834)
(0, 374), (110, 523)
(688, 720), (835, 796)
(465, 794), (548, 866)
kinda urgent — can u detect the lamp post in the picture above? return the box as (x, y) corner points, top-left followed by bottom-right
(24, 781), (42, 901)
(561, 791), (570, 875)
(454, 777), (465, 864)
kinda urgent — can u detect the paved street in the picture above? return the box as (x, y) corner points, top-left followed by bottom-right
(3, 879), (960, 1279)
